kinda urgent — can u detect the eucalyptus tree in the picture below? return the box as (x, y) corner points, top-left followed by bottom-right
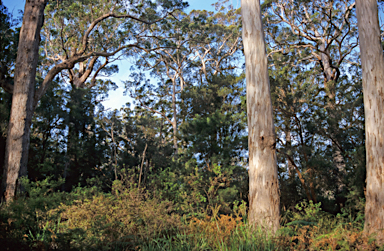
(241, 0), (280, 233)
(269, 53), (322, 205)
(129, 4), (242, 156)
(1, 0), (46, 203)
(98, 108), (150, 184)
(1, 0), (187, 202)
(129, 10), (196, 155)
(189, 3), (242, 82)
(261, 0), (366, 212)
(262, 0), (358, 180)
(356, 0), (384, 236)
(28, 79), (67, 182)
(0, 2), (18, 179)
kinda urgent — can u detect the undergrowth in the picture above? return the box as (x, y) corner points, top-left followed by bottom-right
(1, 177), (384, 250)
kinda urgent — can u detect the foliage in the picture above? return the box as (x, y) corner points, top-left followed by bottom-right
(0, 177), (71, 250)
(1, 178), (384, 250)
(279, 200), (383, 250)
(49, 180), (181, 250)
(0, 177), (181, 250)
(264, 0), (365, 213)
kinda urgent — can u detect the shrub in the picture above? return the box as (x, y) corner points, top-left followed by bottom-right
(0, 177), (69, 250)
(0, 177), (182, 250)
(279, 200), (383, 250)
(44, 180), (181, 250)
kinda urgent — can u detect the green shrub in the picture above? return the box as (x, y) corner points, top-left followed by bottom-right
(279, 200), (383, 250)
(0, 177), (182, 250)
(50, 180), (182, 250)
(0, 177), (69, 250)
(1, 177), (383, 251)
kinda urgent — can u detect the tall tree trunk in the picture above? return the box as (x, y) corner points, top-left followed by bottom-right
(241, 0), (280, 233)
(172, 79), (178, 156)
(285, 127), (294, 179)
(319, 42), (346, 186)
(356, 0), (384, 236)
(1, 0), (46, 202)
(285, 126), (299, 196)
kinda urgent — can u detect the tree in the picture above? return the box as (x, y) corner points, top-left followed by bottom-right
(179, 74), (248, 212)
(0, 2), (18, 178)
(262, 0), (359, 195)
(261, 0), (365, 213)
(129, 6), (242, 156)
(241, 0), (280, 232)
(1, 0), (187, 202)
(1, 0), (47, 203)
(269, 55), (322, 205)
(356, 0), (384, 236)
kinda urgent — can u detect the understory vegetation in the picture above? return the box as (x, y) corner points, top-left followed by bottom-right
(0, 177), (382, 250)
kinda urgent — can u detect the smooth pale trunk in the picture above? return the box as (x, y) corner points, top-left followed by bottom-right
(1, 0), (46, 202)
(241, 0), (280, 233)
(356, 0), (384, 235)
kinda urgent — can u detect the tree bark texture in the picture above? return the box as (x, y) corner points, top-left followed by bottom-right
(241, 0), (280, 233)
(356, 0), (384, 236)
(1, 0), (47, 202)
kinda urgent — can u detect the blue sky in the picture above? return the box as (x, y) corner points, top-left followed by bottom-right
(2, 0), (217, 15)
(2, 0), (219, 110)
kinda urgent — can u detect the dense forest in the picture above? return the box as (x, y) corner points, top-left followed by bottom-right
(0, 0), (383, 250)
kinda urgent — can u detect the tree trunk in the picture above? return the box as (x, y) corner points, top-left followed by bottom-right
(172, 79), (178, 156)
(285, 128), (294, 179)
(356, 0), (384, 236)
(241, 0), (280, 233)
(319, 42), (346, 186)
(1, 0), (46, 202)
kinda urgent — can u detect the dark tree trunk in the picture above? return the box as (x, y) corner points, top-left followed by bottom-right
(1, 0), (47, 202)
(172, 79), (178, 156)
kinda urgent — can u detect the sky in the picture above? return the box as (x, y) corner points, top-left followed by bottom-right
(2, 0), (217, 13)
(2, 0), (218, 110)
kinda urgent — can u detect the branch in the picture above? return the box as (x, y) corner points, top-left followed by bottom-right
(79, 11), (174, 55)
(73, 56), (98, 88)
(139, 100), (174, 126)
(89, 58), (109, 88)
(276, 148), (314, 202)
(34, 43), (140, 109)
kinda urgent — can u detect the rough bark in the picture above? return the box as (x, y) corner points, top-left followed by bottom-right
(356, 0), (384, 236)
(1, 0), (47, 202)
(241, 0), (280, 233)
